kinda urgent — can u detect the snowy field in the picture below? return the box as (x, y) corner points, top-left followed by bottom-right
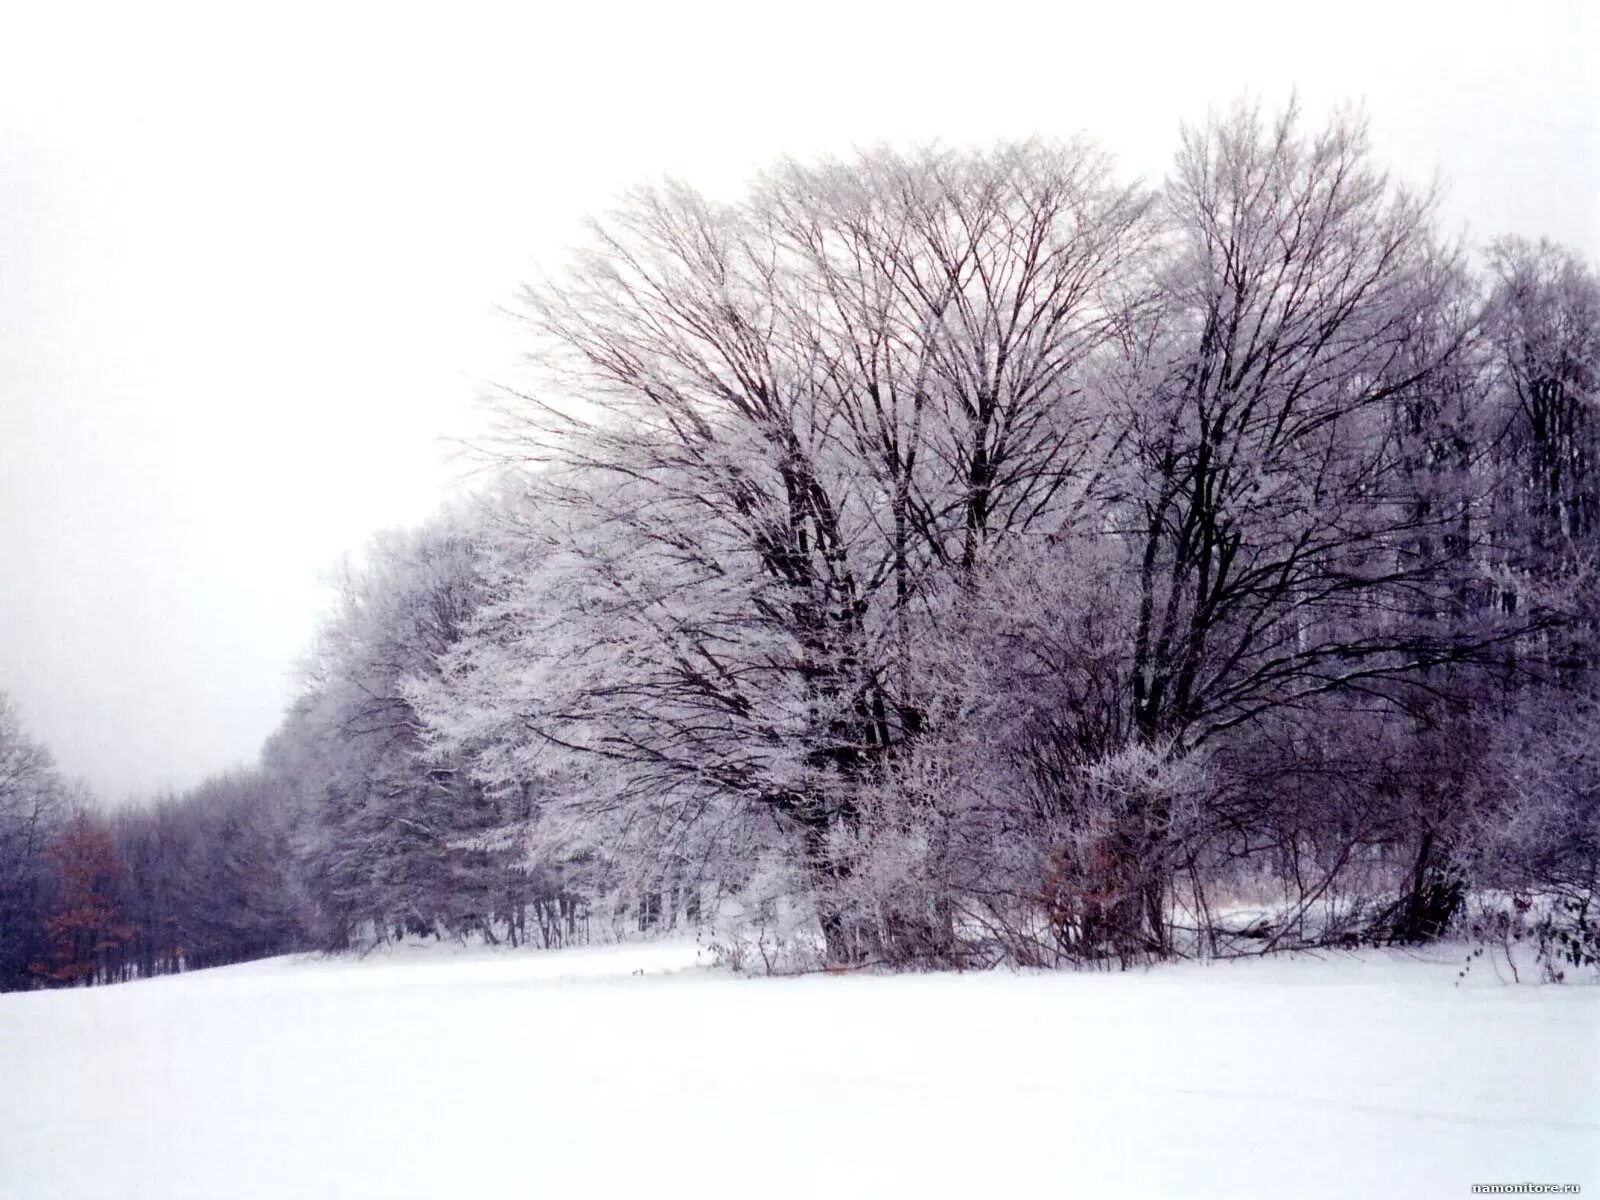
(1, 940), (1595, 1199)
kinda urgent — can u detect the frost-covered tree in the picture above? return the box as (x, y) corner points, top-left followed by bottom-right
(1486, 239), (1599, 568)
(0, 694), (69, 990)
(1077, 102), (1506, 952)
(266, 513), (534, 948)
(1112, 101), (1495, 750)
(429, 143), (1151, 961)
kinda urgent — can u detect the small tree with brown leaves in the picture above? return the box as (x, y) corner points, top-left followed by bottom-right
(32, 814), (134, 986)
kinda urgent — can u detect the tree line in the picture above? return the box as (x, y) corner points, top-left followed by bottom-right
(3, 99), (1596, 987)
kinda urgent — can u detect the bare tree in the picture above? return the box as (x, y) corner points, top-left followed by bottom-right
(0, 693), (68, 989)
(455, 144), (1148, 961)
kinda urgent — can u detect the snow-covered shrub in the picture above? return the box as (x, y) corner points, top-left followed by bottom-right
(698, 853), (823, 975)
(1457, 691), (1600, 981)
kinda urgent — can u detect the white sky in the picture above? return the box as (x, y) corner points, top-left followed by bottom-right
(1, 0), (1595, 802)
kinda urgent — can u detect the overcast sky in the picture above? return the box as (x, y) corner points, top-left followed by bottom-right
(1, 0), (1595, 802)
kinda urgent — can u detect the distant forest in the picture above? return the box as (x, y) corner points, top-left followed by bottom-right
(3, 99), (1596, 988)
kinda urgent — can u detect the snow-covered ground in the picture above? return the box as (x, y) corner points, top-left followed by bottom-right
(0, 939), (1595, 1199)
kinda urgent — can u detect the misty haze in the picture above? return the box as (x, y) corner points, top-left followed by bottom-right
(1, 3), (1597, 1198)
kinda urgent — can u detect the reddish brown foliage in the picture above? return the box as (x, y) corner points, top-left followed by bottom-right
(31, 813), (135, 986)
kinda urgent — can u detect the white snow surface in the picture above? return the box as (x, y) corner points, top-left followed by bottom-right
(1, 939), (1595, 1198)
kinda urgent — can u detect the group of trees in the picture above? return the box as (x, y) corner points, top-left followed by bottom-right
(424, 101), (1597, 970)
(410, 101), (1596, 971)
(0, 702), (306, 989)
(4, 99), (1595, 988)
